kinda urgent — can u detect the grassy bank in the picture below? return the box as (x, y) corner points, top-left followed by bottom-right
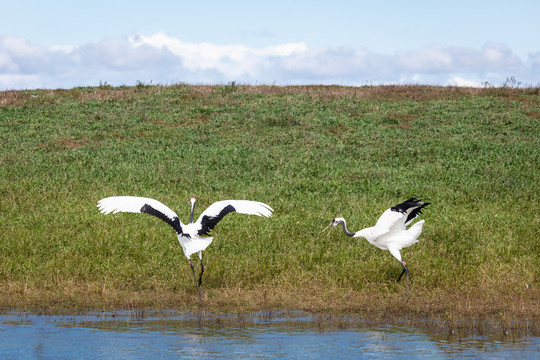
(1, 84), (538, 327)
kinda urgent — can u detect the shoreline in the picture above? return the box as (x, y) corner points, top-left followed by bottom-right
(2, 286), (538, 335)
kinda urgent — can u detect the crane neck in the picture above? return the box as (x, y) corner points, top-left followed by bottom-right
(189, 198), (196, 224)
(339, 220), (356, 237)
(339, 219), (372, 240)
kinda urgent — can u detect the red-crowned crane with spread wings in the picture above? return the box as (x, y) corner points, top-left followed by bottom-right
(324, 197), (430, 288)
(98, 196), (273, 297)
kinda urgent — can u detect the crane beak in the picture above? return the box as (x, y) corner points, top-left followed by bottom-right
(322, 221), (335, 234)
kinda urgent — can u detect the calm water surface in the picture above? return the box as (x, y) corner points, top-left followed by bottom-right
(0, 312), (538, 359)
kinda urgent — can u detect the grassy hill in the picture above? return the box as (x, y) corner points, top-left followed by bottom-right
(1, 84), (538, 327)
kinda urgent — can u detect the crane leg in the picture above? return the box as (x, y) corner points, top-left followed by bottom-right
(189, 260), (201, 299)
(198, 258), (204, 287)
(397, 261), (409, 288)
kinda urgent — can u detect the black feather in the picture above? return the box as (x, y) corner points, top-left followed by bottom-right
(140, 204), (183, 235)
(391, 197), (430, 223)
(198, 204), (236, 236)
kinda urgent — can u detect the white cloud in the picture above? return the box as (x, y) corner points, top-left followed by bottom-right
(528, 51), (540, 72)
(129, 33), (308, 79)
(445, 76), (482, 87)
(394, 43), (523, 74)
(0, 36), (49, 73)
(0, 73), (42, 89)
(0, 33), (538, 90)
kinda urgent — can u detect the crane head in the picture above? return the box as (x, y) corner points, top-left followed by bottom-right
(322, 216), (344, 233)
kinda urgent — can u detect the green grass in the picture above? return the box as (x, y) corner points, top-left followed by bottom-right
(0, 85), (538, 321)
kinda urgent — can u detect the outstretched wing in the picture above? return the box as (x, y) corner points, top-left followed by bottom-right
(195, 200), (273, 236)
(372, 197), (430, 239)
(390, 197), (430, 225)
(371, 208), (405, 239)
(97, 196), (184, 235)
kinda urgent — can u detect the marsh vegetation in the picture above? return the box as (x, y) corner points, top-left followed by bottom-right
(0, 84), (538, 331)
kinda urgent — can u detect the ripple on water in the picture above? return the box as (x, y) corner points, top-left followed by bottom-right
(0, 312), (538, 359)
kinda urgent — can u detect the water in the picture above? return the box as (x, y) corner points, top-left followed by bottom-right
(0, 312), (538, 359)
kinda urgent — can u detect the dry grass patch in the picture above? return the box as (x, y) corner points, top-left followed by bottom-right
(0, 90), (34, 107)
(1, 283), (537, 334)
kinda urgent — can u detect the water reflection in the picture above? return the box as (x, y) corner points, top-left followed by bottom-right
(0, 311), (537, 359)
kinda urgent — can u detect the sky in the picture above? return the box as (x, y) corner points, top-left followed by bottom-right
(1, 0), (539, 90)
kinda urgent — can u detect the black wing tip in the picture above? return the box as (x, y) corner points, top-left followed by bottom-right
(391, 197), (431, 214)
(140, 203), (183, 235)
(404, 196), (430, 205)
(197, 204), (236, 237)
(400, 197), (431, 207)
(391, 196), (431, 224)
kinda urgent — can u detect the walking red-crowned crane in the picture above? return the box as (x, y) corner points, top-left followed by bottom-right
(324, 197), (429, 288)
(97, 196), (273, 297)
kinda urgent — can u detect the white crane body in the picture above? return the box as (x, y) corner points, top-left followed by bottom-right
(97, 196), (273, 297)
(326, 197), (430, 288)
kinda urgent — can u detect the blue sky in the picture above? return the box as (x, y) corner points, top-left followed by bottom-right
(1, 0), (539, 89)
